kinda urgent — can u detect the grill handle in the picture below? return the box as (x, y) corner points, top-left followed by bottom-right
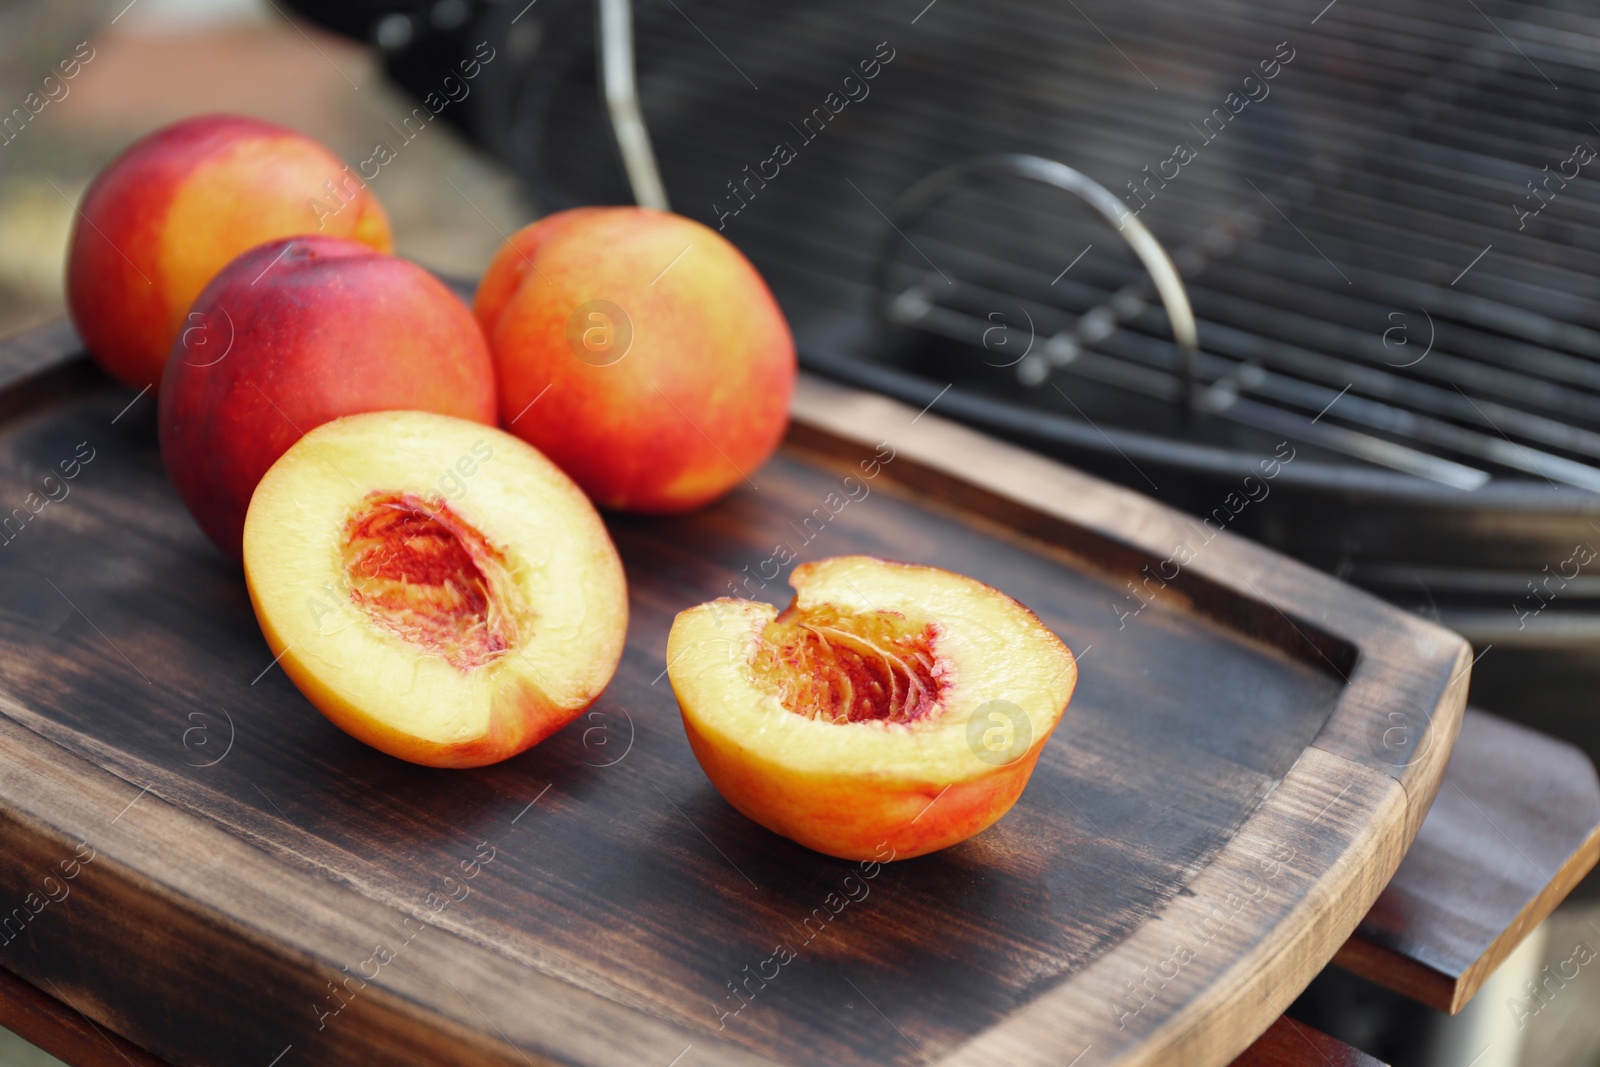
(872, 153), (1200, 414)
(597, 0), (670, 210)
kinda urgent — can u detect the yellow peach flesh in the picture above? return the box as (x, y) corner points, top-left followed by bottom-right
(667, 556), (1077, 860)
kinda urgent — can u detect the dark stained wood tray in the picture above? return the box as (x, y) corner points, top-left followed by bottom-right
(0, 319), (1469, 1067)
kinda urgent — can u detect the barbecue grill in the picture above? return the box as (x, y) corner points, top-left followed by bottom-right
(292, 0), (1600, 753)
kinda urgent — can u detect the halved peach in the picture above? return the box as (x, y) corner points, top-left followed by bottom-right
(667, 556), (1077, 860)
(242, 411), (628, 768)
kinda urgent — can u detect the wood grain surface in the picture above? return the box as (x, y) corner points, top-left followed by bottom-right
(0, 963), (168, 1067)
(1335, 707), (1600, 1013)
(18, 709), (1572, 1067)
(0, 322), (1468, 1067)
(1229, 1015), (1387, 1066)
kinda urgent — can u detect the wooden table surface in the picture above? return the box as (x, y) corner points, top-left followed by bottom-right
(1337, 707), (1600, 1013)
(0, 320), (1469, 1066)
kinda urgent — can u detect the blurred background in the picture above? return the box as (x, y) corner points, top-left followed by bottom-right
(0, 0), (528, 342)
(2, 0), (1598, 1063)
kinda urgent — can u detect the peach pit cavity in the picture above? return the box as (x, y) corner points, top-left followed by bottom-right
(341, 492), (520, 670)
(753, 603), (944, 724)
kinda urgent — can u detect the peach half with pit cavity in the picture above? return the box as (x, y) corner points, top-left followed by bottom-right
(666, 556), (1077, 860)
(243, 411), (628, 768)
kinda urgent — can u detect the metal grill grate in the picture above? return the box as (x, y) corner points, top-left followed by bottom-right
(500, 0), (1600, 578)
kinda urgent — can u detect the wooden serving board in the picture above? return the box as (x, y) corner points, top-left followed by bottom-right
(0, 320), (1469, 1067)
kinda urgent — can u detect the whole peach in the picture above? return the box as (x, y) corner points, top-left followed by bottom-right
(68, 113), (392, 390)
(476, 208), (795, 512)
(159, 236), (496, 560)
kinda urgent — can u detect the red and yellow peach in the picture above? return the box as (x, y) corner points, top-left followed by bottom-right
(476, 207), (795, 513)
(67, 113), (392, 390)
